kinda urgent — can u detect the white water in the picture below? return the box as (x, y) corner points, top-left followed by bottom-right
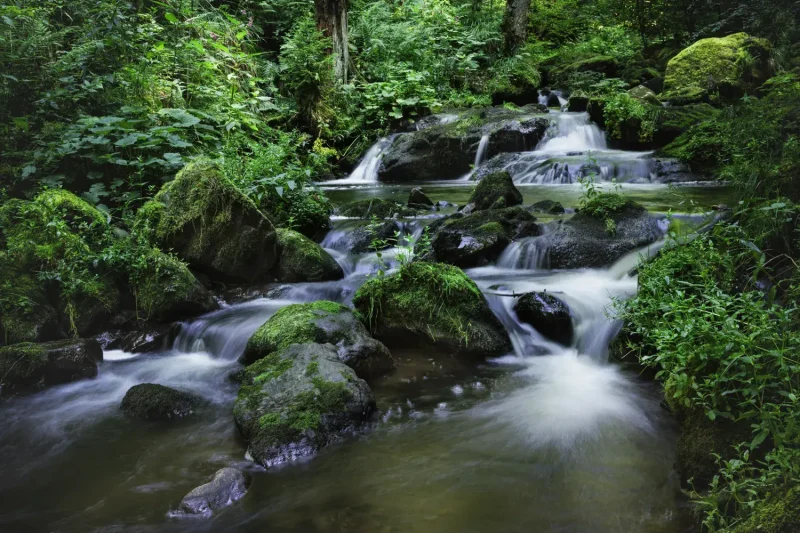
(330, 135), (397, 184)
(537, 112), (607, 153)
(474, 134), (490, 167)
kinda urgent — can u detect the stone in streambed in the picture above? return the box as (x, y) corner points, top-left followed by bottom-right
(528, 200), (565, 214)
(334, 198), (417, 218)
(180, 467), (249, 515)
(349, 220), (401, 254)
(0, 338), (102, 398)
(408, 187), (434, 208)
(121, 383), (200, 421)
(272, 228), (343, 283)
(514, 292), (573, 345)
(240, 301), (393, 380)
(353, 262), (512, 358)
(464, 171), (522, 213)
(233, 343), (375, 467)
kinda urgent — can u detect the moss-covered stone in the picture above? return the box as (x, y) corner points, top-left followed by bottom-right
(0, 338), (102, 397)
(352, 262), (512, 358)
(0, 256), (62, 346)
(120, 383), (201, 421)
(272, 229), (343, 283)
(528, 200), (565, 214)
(730, 483), (800, 533)
(233, 342), (375, 467)
(334, 198), (417, 219)
(467, 171), (523, 212)
(628, 85), (661, 106)
(662, 33), (773, 104)
(653, 103), (719, 147)
(137, 159), (277, 283)
(241, 301), (393, 379)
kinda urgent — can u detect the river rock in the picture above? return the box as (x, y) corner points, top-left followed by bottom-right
(628, 85), (661, 106)
(0, 338), (102, 397)
(180, 467), (249, 515)
(421, 207), (539, 267)
(567, 95), (589, 112)
(546, 92), (562, 108)
(464, 171), (522, 212)
(233, 342), (375, 467)
(662, 33), (773, 105)
(379, 107), (549, 182)
(240, 301), (393, 379)
(135, 159), (277, 284)
(272, 229), (343, 283)
(353, 262), (512, 358)
(535, 201), (665, 269)
(528, 200), (565, 214)
(120, 383), (201, 421)
(408, 187), (434, 208)
(514, 292), (574, 345)
(349, 220), (401, 254)
(334, 198), (416, 218)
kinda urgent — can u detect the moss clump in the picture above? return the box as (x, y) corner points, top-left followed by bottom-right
(35, 189), (107, 232)
(334, 198), (416, 218)
(244, 352), (295, 387)
(241, 301), (349, 364)
(0, 342), (48, 389)
(730, 484), (800, 533)
(272, 228), (343, 283)
(352, 262), (511, 357)
(258, 375), (352, 432)
(469, 171), (523, 212)
(663, 33), (773, 104)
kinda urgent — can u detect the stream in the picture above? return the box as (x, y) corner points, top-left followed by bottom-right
(0, 111), (732, 532)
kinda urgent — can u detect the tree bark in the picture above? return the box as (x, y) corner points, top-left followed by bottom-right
(502, 0), (532, 55)
(314, 0), (349, 84)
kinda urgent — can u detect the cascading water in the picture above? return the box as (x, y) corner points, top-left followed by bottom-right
(329, 135), (397, 184)
(474, 134), (490, 168)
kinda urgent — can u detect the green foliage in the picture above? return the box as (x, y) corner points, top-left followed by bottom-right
(602, 93), (659, 141)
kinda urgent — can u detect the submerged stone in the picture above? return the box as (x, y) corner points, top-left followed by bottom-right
(180, 467), (249, 515)
(353, 262), (512, 358)
(272, 229), (344, 283)
(233, 343), (375, 468)
(514, 292), (573, 345)
(120, 383), (201, 421)
(240, 301), (393, 380)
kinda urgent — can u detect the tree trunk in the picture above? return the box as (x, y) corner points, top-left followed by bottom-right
(314, 0), (349, 84)
(502, 0), (532, 55)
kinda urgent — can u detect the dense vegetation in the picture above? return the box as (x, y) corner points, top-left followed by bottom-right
(3, 0), (800, 531)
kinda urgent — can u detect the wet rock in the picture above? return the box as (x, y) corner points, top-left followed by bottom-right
(652, 158), (706, 183)
(353, 262), (512, 358)
(628, 85), (661, 106)
(422, 207), (539, 267)
(653, 104), (718, 147)
(536, 201), (665, 269)
(334, 198), (416, 218)
(514, 292), (573, 345)
(528, 200), (565, 214)
(272, 229), (344, 283)
(234, 343), (375, 467)
(0, 339), (102, 398)
(379, 107), (549, 182)
(112, 328), (170, 353)
(643, 77), (664, 94)
(519, 103), (549, 113)
(136, 159), (277, 284)
(567, 96), (589, 112)
(408, 187), (434, 208)
(120, 383), (200, 421)
(465, 171), (522, 212)
(180, 467), (249, 515)
(349, 220), (401, 254)
(240, 301), (393, 380)
(662, 33), (773, 105)
(546, 92), (562, 108)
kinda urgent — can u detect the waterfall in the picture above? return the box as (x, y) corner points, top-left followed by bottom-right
(537, 112), (607, 153)
(333, 135), (397, 184)
(474, 134), (490, 168)
(496, 237), (550, 269)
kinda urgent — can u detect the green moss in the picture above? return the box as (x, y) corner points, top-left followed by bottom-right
(273, 228), (342, 283)
(242, 301), (349, 364)
(663, 33), (772, 103)
(580, 193), (635, 219)
(132, 248), (201, 321)
(0, 342), (48, 387)
(258, 376), (352, 432)
(35, 189), (107, 231)
(245, 352), (295, 386)
(477, 222), (504, 234)
(334, 198), (415, 218)
(730, 484), (800, 533)
(469, 171), (522, 211)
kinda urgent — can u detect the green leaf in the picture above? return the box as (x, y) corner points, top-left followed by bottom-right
(21, 165), (37, 179)
(750, 430), (769, 449)
(164, 13), (178, 24)
(159, 109), (201, 127)
(115, 134), (140, 147)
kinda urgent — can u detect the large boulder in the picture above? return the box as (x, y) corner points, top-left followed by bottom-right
(240, 301), (393, 380)
(536, 197), (665, 269)
(334, 198), (416, 219)
(379, 108), (549, 182)
(465, 171), (523, 212)
(0, 339), (102, 397)
(233, 342), (375, 467)
(353, 262), (512, 358)
(180, 467), (249, 516)
(136, 159), (277, 284)
(514, 292), (573, 345)
(272, 229), (343, 283)
(120, 383), (201, 421)
(662, 33), (773, 105)
(407, 187), (434, 208)
(422, 207), (539, 267)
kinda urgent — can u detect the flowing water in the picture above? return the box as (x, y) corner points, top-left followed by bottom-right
(0, 108), (728, 533)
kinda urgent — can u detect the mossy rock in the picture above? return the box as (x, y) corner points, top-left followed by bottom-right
(535, 200), (665, 269)
(233, 342), (375, 467)
(628, 85), (661, 106)
(0, 338), (102, 397)
(349, 220), (401, 255)
(653, 103), (719, 147)
(0, 257), (63, 346)
(730, 483), (800, 533)
(528, 200), (565, 214)
(137, 159), (277, 284)
(422, 207), (539, 267)
(120, 383), (201, 421)
(408, 187), (434, 208)
(240, 301), (393, 379)
(352, 262), (512, 358)
(556, 56), (619, 80)
(333, 198), (417, 219)
(133, 249), (218, 322)
(662, 33), (773, 105)
(466, 171), (523, 212)
(272, 229), (344, 283)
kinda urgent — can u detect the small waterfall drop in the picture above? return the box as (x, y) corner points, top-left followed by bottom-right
(474, 134), (490, 168)
(537, 112), (607, 153)
(333, 135), (397, 184)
